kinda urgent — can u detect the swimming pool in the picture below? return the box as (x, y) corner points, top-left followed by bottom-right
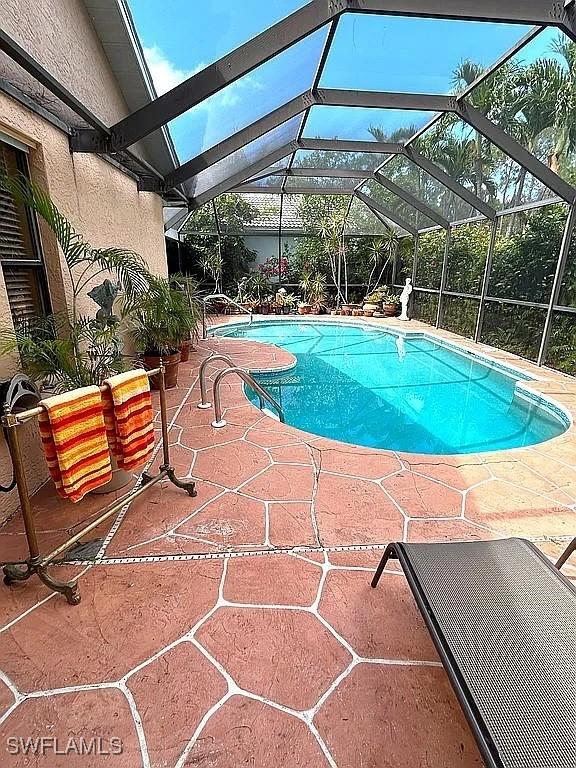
(213, 320), (569, 454)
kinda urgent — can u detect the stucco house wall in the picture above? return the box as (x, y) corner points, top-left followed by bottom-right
(0, 0), (168, 521)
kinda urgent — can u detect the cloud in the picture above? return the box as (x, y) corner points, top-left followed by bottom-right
(143, 45), (203, 95)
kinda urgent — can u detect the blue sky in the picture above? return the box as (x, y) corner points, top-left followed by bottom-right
(127, 1), (563, 163)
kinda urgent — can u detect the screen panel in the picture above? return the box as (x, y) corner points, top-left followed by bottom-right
(304, 106), (436, 143)
(131, 0), (311, 73)
(189, 116), (301, 198)
(292, 149), (390, 171)
(168, 27), (327, 161)
(320, 14), (533, 94)
(345, 197), (401, 235)
(480, 301), (546, 361)
(487, 203), (567, 304)
(413, 113), (558, 210)
(360, 179), (437, 231)
(379, 155), (478, 222)
(464, 27), (576, 188)
(285, 175), (359, 191)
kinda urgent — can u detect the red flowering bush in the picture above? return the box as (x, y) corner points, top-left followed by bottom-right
(259, 256), (288, 279)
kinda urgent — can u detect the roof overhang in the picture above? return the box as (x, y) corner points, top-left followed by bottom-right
(82, 0), (179, 177)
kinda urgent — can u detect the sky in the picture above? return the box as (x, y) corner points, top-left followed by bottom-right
(127, 1), (564, 167)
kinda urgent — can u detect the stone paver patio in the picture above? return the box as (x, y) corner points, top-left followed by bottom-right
(0, 315), (575, 766)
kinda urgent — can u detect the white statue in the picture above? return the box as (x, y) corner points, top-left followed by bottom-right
(399, 278), (413, 321)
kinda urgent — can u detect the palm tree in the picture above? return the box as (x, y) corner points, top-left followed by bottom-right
(452, 60), (524, 203)
(511, 58), (562, 205)
(549, 38), (576, 174)
(365, 232), (398, 296)
(318, 211), (348, 304)
(368, 125), (419, 143)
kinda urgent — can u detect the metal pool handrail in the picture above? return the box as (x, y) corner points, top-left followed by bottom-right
(202, 293), (253, 339)
(211, 366), (284, 428)
(197, 353), (235, 408)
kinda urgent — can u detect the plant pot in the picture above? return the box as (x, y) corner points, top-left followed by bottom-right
(144, 352), (180, 389)
(383, 302), (399, 317)
(352, 309), (363, 317)
(364, 310), (374, 317)
(274, 306), (282, 315)
(91, 454), (131, 495)
(363, 303), (379, 313)
(298, 305), (311, 315)
(282, 306), (291, 315)
(180, 340), (191, 362)
(261, 305), (270, 315)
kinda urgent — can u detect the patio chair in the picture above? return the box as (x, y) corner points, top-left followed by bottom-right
(371, 537), (576, 768)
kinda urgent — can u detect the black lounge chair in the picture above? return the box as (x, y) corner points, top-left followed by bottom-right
(371, 537), (576, 768)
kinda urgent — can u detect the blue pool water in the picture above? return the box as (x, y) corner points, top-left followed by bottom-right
(214, 321), (568, 454)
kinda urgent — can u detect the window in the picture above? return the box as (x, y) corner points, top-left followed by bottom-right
(0, 141), (50, 326)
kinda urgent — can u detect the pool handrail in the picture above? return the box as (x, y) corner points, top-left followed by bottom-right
(202, 293), (252, 339)
(197, 353), (235, 409)
(211, 366), (284, 428)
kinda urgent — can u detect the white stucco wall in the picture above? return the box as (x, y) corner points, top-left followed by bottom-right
(244, 235), (299, 269)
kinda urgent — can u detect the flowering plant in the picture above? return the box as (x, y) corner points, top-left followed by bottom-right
(259, 256), (288, 279)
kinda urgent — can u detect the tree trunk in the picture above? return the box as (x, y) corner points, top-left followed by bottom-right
(475, 133), (483, 198)
(548, 152), (560, 174)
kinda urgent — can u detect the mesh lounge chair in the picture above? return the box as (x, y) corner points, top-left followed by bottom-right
(371, 537), (576, 768)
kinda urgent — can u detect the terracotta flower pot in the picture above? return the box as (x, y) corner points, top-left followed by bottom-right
(383, 302), (399, 317)
(91, 455), (131, 495)
(144, 351), (181, 389)
(180, 339), (191, 362)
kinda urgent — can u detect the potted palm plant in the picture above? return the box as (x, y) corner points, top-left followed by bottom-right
(363, 288), (387, 317)
(298, 271), (313, 314)
(250, 272), (271, 314)
(282, 292), (296, 315)
(169, 274), (202, 362)
(308, 273), (327, 315)
(130, 276), (198, 388)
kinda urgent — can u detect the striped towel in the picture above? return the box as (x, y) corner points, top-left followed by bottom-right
(38, 386), (113, 503)
(102, 370), (154, 471)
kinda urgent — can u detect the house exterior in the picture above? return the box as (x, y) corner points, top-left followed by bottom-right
(0, 0), (175, 520)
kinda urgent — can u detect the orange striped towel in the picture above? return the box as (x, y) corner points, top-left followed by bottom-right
(102, 370), (154, 471)
(38, 386), (113, 503)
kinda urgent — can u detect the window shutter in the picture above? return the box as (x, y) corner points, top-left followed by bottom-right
(0, 145), (34, 262)
(0, 143), (47, 324)
(2, 265), (42, 324)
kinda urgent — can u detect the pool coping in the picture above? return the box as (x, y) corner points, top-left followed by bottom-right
(210, 315), (574, 434)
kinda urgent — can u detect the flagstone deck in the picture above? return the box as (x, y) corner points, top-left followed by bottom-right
(0, 315), (575, 767)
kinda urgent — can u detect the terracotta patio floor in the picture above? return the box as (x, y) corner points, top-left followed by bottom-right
(0, 315), (575, 766)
